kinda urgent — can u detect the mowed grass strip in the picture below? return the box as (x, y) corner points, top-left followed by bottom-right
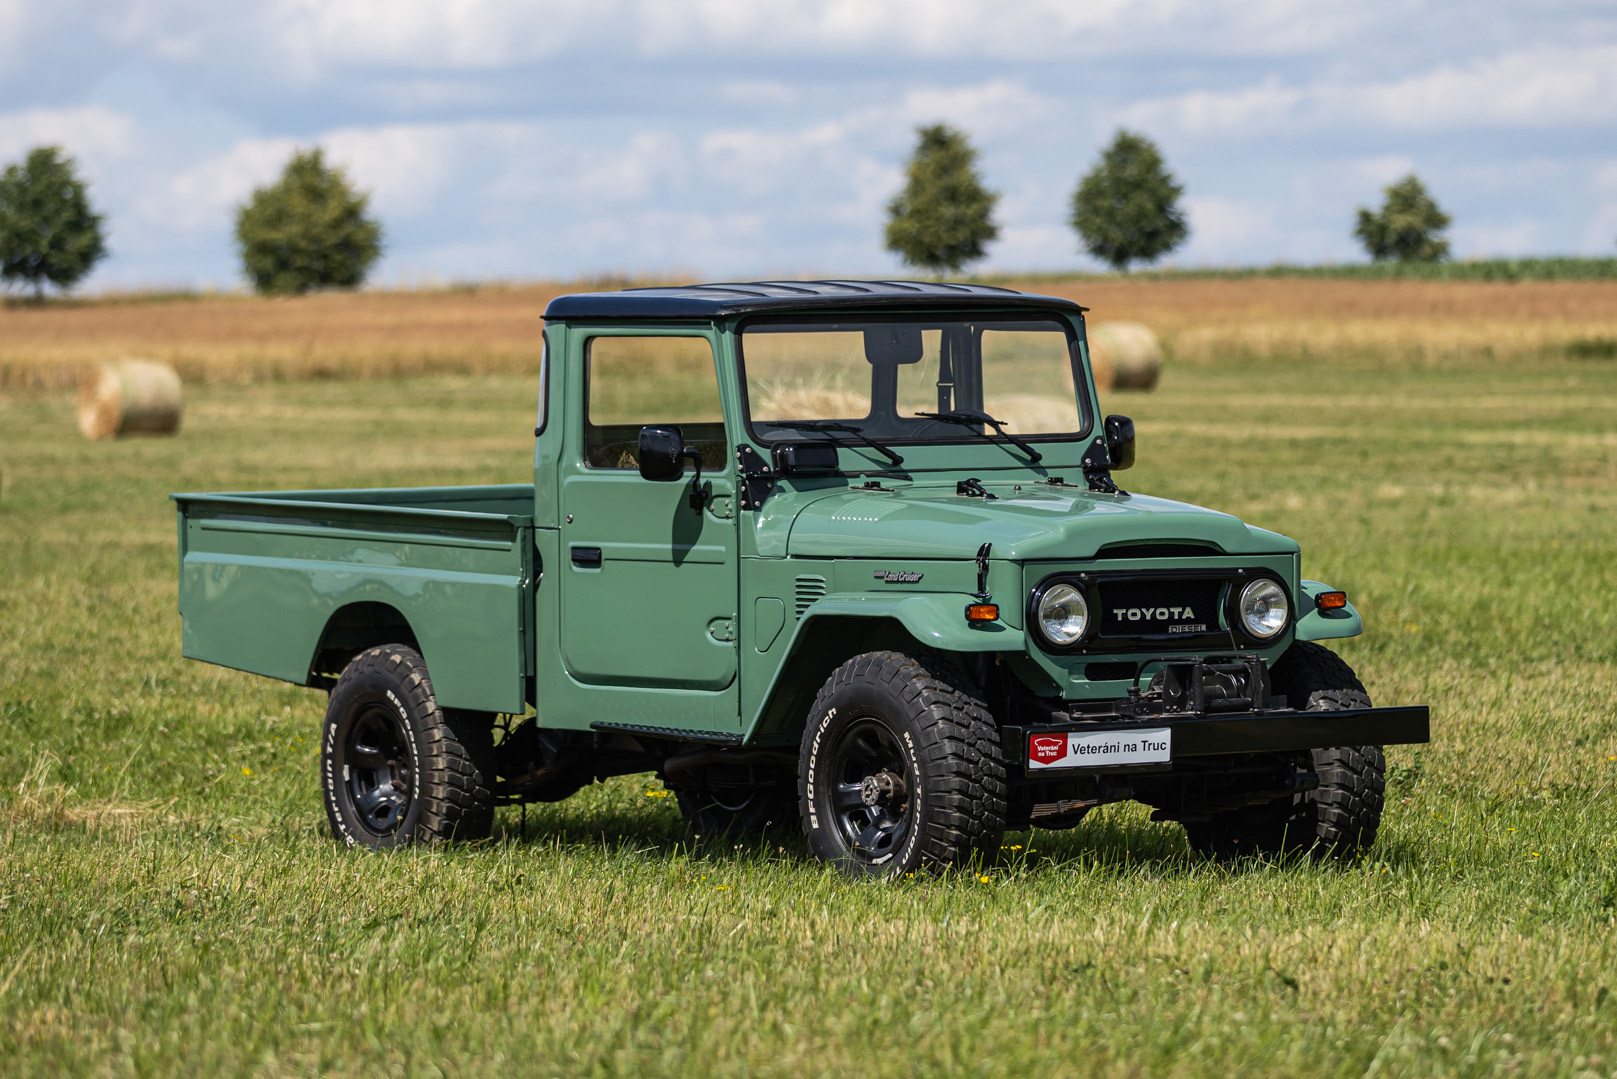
(1, 347), (1616, 1076)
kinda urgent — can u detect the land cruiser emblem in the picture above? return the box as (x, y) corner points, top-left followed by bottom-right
(873, 570), (924, 583)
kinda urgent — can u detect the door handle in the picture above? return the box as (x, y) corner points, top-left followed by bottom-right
(570, 546), (602, 568)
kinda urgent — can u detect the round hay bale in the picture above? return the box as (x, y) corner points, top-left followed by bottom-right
(1088, 322), (1163, 391)
(77, 359), (183, 440)
(1085, 340), (1115, 393)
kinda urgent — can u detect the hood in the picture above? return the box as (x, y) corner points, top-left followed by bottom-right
(782, 483), (1296, 561)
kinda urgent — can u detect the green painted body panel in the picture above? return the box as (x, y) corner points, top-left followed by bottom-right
(174, 297), (1375, 749)
(1296, 579), (1364, 641)
(173, 486), (534, 714)
(779, 483), (1295, 561)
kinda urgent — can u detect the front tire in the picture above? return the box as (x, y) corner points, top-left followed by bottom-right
(799, 651), (1006, 878)
(321, 645), (496, 848)
(1184, 641), (1386, 860)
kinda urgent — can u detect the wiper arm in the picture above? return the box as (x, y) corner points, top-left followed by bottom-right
(760, 420), (904, 467)
(913, 410), (1044, 463)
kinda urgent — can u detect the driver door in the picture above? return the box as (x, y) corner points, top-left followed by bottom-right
(558, 331), (739, 698)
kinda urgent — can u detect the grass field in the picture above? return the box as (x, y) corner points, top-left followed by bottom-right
(3, 275), (1616, 389)
(2, 286), (1617, 1077)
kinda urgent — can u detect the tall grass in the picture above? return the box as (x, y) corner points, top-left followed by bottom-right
(4, 276), (1616, 391)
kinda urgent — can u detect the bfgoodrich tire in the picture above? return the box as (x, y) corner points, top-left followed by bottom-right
(799, 651), (1006, 878)
(1184, 641), (1386, 860)
(321, 645), (496, 849)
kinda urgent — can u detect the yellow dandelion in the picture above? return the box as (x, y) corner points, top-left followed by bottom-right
(978, 874), (991, 883)
(241, 766), (253, 776)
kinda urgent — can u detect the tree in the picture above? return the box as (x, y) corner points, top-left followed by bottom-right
(884, 124), (999, 276)
(235, 148), (383, 295)
(1353, 174), (1451, 262)
(1068, 130), (1187, 272)
(0, 146), (108, 298)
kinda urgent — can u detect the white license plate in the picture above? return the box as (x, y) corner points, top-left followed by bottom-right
(1027, 727), (1172, 770)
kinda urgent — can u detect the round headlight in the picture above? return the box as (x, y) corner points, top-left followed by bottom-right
(1237, 579), (1290, 639)
(1037, 583), (1089, 645)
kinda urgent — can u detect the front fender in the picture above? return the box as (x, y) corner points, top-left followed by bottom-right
(1295, 579), (1363, 641)
(801, 593), (1026, 652)
(744, 593), (1025, 742)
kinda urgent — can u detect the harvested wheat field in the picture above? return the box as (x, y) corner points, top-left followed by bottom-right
(3, 276), (1615, 390)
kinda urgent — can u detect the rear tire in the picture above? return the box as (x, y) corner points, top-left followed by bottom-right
(799, 651), (1006, 878)
(1184, 641), (1385, 860)
(321, 645), (496, 848)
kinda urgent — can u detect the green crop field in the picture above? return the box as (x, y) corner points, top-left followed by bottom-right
(2, 338), (1616, 1077)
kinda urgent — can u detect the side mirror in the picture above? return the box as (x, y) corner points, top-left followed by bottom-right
(1104, 414), (1136, 471)
(637, 425), (687, 481)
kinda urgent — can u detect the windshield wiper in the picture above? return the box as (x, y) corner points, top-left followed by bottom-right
(760, 420), (904, 467)
(913, 410), (1044, 463)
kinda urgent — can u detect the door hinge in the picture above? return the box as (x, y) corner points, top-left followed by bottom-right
(707, 617), (736, 642)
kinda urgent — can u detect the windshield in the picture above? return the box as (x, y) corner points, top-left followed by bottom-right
(739, 316), (1090, 449)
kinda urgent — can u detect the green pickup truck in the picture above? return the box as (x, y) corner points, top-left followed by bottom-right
(174, 280), (1428, 875)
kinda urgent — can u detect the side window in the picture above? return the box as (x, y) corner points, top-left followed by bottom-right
(585, 335), (725, 470)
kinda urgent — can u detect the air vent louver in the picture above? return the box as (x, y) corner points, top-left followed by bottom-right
(794, 575), (827, 619)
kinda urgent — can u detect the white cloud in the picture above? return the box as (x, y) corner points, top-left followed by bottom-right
(1585, 203), (1617, 254)
(1350, 156), (1417, 187)
(0, 106), (138, 169)
(1125, 44), (1617, 136)
(137, 137), (297, 232)
(1181, 196), (1278, 260)
(1452, 219), (1543, 258)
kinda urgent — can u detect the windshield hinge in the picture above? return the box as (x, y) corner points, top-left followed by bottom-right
(956, 477), (997, 500)
(734, 445), (776, 511)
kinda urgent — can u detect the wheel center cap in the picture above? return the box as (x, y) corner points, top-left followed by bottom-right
(860, 770), (905, 808)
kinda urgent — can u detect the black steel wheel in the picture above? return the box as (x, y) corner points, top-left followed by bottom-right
(799, 651), (1005, 878)
(321, 645), (496, 849)
(825, 718), (914, 861)
(343, 703), (416, 836)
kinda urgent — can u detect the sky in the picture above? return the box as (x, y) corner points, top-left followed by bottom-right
(1, 0), (1614, 291)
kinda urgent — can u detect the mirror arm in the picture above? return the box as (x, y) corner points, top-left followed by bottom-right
(682, 446), (707, 510)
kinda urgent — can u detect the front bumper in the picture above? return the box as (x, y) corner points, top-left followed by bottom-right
(1004, 703), (1429, 775)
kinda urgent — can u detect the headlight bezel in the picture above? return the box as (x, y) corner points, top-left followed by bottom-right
(1234, 576), (1291, 641)
(1033, 581), (1091, 647)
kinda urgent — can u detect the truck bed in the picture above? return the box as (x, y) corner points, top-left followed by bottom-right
(173, 484), (537, 714)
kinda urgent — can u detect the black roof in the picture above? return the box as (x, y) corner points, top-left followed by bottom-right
(543, 279), (1086, 319)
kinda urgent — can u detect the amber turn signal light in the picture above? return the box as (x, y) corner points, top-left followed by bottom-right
(1315, 591), (1348, 611)
(965, 603), (999, 623)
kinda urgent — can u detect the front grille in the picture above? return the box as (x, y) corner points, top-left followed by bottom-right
(794, 575), (827, 619)
(1096, 577), (1224, 638)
